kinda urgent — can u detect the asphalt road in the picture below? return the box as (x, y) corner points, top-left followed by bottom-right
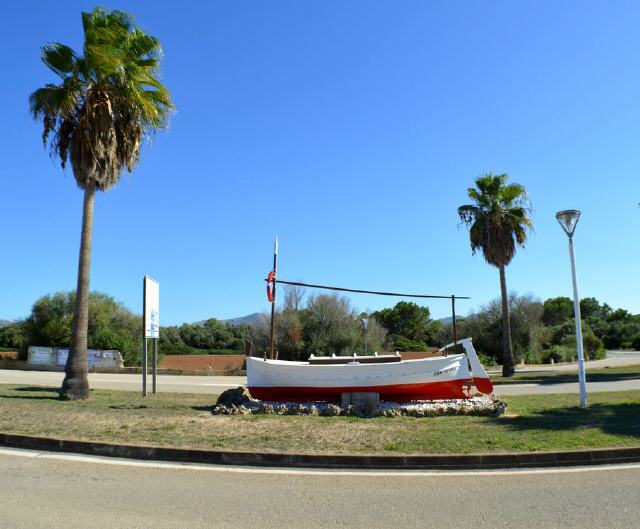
(494, 378), (640, 395)
(1, 447), (639, 529)
(488, 350), (640, 373)
(1, 367), (639, 396)
(0, 368), (245, 393)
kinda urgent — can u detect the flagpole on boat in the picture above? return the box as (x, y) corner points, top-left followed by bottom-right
(451, 294), (457, 347)
(269, 237), (279, 360)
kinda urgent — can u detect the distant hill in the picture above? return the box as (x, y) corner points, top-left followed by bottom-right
(438, 316), (465, 325)
(0, 320), (14, 328)
(193, 313), (262, 327)
(223, 313), (262, 326)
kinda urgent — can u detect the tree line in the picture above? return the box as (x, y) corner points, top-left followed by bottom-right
(439, 294), (640, 365)
(0, 290), (443, 364)
(245, 289), (640, 362)
(0, 292), (245, 366)
(3, 290), (638, 366)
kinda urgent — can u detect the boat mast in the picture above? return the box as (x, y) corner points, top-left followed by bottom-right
(451, 295), (457, 346)
(269, 237), (279, 359)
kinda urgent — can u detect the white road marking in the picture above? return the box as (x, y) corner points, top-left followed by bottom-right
(1, 446), (639, 478)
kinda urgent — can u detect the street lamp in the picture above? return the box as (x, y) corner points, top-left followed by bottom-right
(556, 209), (587, 407)
(362, 317), (369, 356)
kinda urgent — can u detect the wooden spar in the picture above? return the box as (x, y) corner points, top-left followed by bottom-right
(269, 279), (470, 300)
(451, 294), (457, 346)
(268, 238), (279, 360)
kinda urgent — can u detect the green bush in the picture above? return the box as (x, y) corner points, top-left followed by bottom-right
(389, 335), (430, 352)
(583, 333), (606, 360)
(0, 322), (27, 359)
(522, 349), (543, 365)
(561, 332), (605, 361)
(541, 345), (573, 364)
(541, 346), (562, 364)
(476, 351), (496, 367)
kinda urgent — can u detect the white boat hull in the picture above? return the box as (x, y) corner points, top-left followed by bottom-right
(247, 338), (493, 402)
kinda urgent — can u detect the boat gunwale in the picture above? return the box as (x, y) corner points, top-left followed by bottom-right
(246, 354), (466, 368)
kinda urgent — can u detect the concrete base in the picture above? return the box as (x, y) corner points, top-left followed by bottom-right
(341, 392), (380, 417)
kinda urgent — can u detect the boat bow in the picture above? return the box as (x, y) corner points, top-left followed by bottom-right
(438, 338), (493, 395)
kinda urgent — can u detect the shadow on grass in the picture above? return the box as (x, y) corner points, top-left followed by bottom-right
(14, 386), (59, 393)
(0, 395), (60, 401)
(495, 370), (640, 385)
(192, 405), (214, 412)
(496, 402), (640, 438)
(0, 386), (61, 401)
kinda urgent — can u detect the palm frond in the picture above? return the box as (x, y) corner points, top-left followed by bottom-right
(31, 7), (173, 189)
(41, 43), (77, 77)
(457, 204), (479, 226)
(458, 173), (533, 267)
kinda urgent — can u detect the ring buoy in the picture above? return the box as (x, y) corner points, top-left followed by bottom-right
(266, 271), (276, 302)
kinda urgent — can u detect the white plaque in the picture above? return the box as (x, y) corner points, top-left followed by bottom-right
(144, 276), (160, 339)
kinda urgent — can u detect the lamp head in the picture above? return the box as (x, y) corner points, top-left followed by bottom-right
(556, 209), (581, 237)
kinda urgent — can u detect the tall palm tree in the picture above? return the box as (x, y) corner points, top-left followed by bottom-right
(458, 173), (532, 376)
(30, 8), (173, 399)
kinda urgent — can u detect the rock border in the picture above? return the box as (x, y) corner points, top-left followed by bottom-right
(1, 431), (640, 470)
(212, 395), (507, 418)
(212, 387), (507, 418)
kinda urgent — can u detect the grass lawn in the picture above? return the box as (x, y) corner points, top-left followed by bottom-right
(1, 385), (639, 455)
(492, 364), (640, 385)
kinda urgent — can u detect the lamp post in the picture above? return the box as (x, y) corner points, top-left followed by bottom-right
(362, 317), (369, 355)
(556, 209), (587, 407)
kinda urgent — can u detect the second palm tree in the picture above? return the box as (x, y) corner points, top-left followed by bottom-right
(458, 173), (532, 376)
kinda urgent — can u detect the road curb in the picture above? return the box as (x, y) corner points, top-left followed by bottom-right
(2, 432), (640, 470)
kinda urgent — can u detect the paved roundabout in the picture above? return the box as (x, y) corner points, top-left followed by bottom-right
(1, 446), (639, 529)
(2, 363), (640, 528)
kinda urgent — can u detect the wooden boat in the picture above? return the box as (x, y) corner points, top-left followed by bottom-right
(247, 337), (493, 402)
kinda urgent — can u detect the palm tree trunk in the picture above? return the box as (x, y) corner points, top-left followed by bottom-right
(60, 181), (95, 400)
(499, 264), (515, 377)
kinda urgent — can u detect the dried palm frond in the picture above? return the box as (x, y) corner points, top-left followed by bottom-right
(30, 8), (174, 191)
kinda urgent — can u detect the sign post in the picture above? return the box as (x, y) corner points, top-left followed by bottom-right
(143, 276), (160, 396)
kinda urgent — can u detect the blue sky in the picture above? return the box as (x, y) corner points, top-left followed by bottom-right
(1, 1), (639, 325)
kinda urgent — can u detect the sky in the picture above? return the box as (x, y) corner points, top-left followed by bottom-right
(1, 1), (639, 325)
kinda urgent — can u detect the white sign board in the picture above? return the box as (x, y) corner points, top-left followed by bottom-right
(144, 276), (160, 339)
(28, 346), (54, 365)
(87, 349), (100, 368)
(56, 348), (70, 366)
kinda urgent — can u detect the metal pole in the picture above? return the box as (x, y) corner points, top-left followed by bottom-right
(142, 339), (147, 396)
(142, 277), (147, 397)
(568, 236), (587, 407)
(269, 238), (279, 360)
(152, 338), (157, 394)
(451, 295), (457, 345)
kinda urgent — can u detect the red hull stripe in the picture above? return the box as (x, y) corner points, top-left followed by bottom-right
(473, 377), (493, 395)
(248, 379), (476, 403)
